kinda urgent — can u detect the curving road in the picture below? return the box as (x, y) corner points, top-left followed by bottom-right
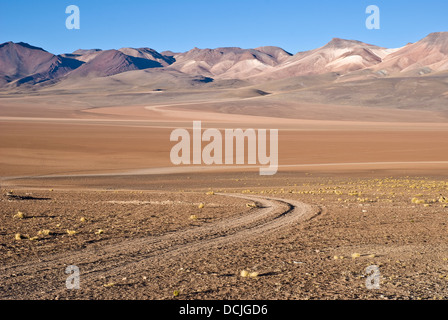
(0, 193), (316, 299)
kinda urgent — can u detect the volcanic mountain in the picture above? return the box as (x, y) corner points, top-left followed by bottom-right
(56, 49), (167, 79)
(61, 49), (104, 63)
(0, 42), (82, 87)
(251, 38), (396, 81)
(167, 46), (292, 79)
(1, 33), (448, 89)
(373, 32), (448, 76)
(118, 47), (175, 67)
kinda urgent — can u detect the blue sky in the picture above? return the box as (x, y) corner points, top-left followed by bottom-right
(0, 0), (447, 55)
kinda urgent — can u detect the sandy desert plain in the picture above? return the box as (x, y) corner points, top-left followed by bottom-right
(2, 35), (448, 300)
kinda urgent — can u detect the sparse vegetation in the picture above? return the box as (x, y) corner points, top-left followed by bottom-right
(240, 270), (249, 278)
(37, 229), (51, 236)
(240, 270), (258, 278)
(13, 211), (26, 219)
(103, 282), (116, 288)
(249, 272), (259, 278)
(246, 203), (259, 208)
(3, 176), (448, 299)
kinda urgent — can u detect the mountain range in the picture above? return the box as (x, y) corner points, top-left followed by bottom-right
(1, 32), (448, 90)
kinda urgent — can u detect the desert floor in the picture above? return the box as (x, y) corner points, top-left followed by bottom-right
(1, 93), (448, 300)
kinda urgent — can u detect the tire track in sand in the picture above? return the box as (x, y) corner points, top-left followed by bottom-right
(0, 193), (317, 299)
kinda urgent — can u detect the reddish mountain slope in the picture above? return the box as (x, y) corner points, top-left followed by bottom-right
(373, 32), (448, 75)
(0, 42), (82, 86)
(64, 49), (163, 78)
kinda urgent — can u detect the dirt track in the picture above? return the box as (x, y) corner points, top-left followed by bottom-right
(0, 193), (315, 299)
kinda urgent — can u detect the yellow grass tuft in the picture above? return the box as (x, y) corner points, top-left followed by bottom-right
(95, 229), (104, 235)
(206, 191), (215, 195)
(189, 215), (198, 220)
(80, 217), (86, 222)
(103, 282), (116, 287)
(249, 272), (259, 278)
(240, 270), (249, 278)
(414, 199), (426, 204)
(198, 203), (205, 209)
(173, 290), (180, 297)
(351, 253), (361, 259)
(66, 230), (77, 236)
(439, 195), (448, 203)
(15, 233), (23, 241)
(13, 211), (26, 219)
(37, 229), (51, 236)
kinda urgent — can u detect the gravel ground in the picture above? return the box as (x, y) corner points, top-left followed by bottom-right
(1, 173), (448, 300)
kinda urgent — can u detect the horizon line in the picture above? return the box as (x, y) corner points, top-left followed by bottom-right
(3, 31), (447, 56)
